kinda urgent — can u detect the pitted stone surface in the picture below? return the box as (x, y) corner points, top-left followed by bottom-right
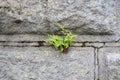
(0, 0), (119, 34)
(0, 34), (119, 42)
(0, 0), (48, 34)
(0, 35), (120, 80)
(106, 54), (120, 80)
(48, 0), (117, 34)
(99, 48), (120, 80)
(0, 47), (94, 80)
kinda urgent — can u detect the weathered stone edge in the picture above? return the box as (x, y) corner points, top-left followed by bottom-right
(0, 34), (119, 42)
(0, 34), (119, 48)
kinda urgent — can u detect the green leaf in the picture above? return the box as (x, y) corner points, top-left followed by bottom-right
(44, 23), (77, 52)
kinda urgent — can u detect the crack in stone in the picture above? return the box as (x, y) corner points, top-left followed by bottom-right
(94, 47), (100, 80)
(0, 41), (120, 48)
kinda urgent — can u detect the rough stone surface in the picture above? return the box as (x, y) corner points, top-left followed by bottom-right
(0, 47), (94, 80)
(0, 34), (119, 42)
(0, 0), (119, 34)
(48, 0), (117, 34)
(116, 0), (120, 34)
(85, 42), (104, 48)
(99, 48), (120, 80)
(107, 54), (120, 80)
(0, 0), (48, 34)
(0, 35), (120, 80)
(104, 43), (120, 47)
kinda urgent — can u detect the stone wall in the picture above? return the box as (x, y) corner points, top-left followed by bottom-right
(0, 34), (120, 80)
(0, 0), (119, 34)
(0, 0), (120, 80)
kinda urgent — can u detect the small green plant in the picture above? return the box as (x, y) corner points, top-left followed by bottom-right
(45, 23), (76, 53)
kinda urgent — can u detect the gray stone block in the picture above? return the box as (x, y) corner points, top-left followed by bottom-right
(48, 0), (117, 34)
(85, 43), (104, 48)
(0, 47), (94, 80)
(99, 48), (120, 80)
(0, 34), (119, 42)
(104, 43), (120, 47)
(0, 0), (48, 34)
(0, 42), (39, 47)
(0, 0), (119, 35)
(107, 54), (120, 80)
